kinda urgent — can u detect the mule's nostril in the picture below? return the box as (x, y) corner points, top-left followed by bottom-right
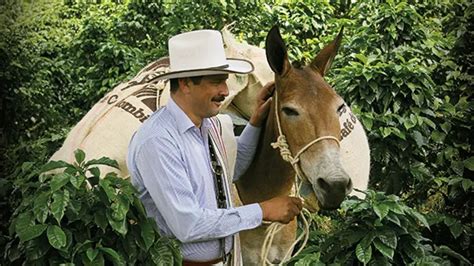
(317, 178), (330, 192)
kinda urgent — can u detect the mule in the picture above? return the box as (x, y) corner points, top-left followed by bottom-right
(235, 26), (369, 265)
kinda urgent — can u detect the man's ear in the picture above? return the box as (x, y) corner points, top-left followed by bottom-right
(178, 78), (191, 94)
(265, 25), (291, 76)
(310, 27), (343, 77)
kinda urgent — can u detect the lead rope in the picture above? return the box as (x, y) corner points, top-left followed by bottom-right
(260, 89), (340, 265)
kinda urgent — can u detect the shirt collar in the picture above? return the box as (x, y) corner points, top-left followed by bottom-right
(167, 97), (212, 134)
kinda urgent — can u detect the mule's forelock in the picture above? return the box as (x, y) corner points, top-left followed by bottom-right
(266, 25), (291, 77)
(310, 27), (344, 77)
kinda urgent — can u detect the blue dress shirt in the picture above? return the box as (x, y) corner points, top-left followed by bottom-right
(127, 98), (263, 261)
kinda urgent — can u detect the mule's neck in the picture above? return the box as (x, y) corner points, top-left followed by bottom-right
(235, 92), (295, 204)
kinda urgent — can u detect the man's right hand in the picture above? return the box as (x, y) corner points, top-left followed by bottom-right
(259, 196), (303, 224)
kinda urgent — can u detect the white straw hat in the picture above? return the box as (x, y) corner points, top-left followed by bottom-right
(152, 30), (254, 80)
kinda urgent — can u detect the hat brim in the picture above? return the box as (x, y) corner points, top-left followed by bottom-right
(151, 58), (254, 81)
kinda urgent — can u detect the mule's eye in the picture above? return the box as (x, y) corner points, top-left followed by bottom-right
(282, 107), (299, 116)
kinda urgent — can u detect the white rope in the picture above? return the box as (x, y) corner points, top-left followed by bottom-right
(260, 89), (340, 265)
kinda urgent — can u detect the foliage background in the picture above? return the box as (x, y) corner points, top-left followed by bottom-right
(0, 0), (472, 264)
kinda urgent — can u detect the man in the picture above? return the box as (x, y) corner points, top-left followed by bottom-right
(127, 30), (302, 265)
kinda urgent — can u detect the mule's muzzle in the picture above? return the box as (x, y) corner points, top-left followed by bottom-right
(315, 176), (352, 210)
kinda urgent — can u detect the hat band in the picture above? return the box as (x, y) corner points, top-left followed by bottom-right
(170, 63), (229, 73)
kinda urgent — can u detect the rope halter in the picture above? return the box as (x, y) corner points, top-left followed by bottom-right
(261, 88), (342, 265)
(270, 89), (341, 174)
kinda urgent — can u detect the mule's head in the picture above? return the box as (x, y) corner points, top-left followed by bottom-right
(265, 26), (352, 210)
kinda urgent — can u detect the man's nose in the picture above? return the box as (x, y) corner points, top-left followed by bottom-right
(220, 82), (229, 96)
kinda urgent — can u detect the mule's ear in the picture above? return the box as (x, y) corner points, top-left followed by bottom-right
(266, 25), (291, 76)
(310, 27), (343, 76)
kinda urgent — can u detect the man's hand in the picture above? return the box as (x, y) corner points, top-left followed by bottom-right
(249, 81), (275, 127)
(259, 196), (303, 224)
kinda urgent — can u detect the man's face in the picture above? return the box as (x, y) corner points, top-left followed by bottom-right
(187, 74), (229, 119)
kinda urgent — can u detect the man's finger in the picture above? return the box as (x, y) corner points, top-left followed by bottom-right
(292, 197), (303, 210)
(260, 82), (275, 99)
(260, 97), (272, 110)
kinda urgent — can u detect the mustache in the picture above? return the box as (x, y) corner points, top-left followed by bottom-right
(211, 96), (226, 102)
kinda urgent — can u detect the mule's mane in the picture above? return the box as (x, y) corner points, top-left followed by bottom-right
(291, 61), (305, 69)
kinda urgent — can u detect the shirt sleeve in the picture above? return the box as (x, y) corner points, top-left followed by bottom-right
(135, 136), (262, 243)
(234, 123), (261, 181)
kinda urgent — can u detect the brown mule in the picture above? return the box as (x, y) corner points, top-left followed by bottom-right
(236, 26), (352, 265)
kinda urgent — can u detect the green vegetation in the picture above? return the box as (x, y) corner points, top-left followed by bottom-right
(6, 150), (181, 264)
(1, 0), (472, 265)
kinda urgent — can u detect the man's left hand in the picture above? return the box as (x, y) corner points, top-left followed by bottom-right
(249, 81), (275, 127)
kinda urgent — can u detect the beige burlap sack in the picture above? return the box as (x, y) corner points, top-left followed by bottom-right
(50, 58), (170, 176)
(220, 29), (273, 123)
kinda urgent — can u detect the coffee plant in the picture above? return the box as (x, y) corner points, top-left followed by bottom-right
(5, 150), (181, 265)
(289, 190), (470, 265)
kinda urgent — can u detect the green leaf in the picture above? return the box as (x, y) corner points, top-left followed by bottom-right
(355, 53), (368, 64)
(463, 156), (474, 171)
(72, 240), (94, 260)
(75, 149), (86, 165)
(17, 224), (48, 242)
(25, 235), (50, 261)
(51, 173), (71, 192)
(403, 241), (423, 261)
(87, 247), (99, 262)
(141, 218), (155, 251)
(33, 191), (50, 223)
(377, 230), (397, 249)
(360, 231), (376, 249)
(422, 117), (436, 129)
(89, 167), (101, 178)
(385, 213), (401, 226)
(85, 157), (119, 169)
(99, 178), (116, 202)
(373, 203), (390, 220)
(431, 131), (445, 143)
(68, 199), (82, 216)
(462, 179), (473, 192)
(407, 209), (430, 229)
(98, 247), (126, 266)
(82, 252), (104, 265)
(149, 240), (180, 266)
(14, 212), (34, 234)
(47, 225), (67, 249)
(384, 201), (404, 215)
(403, 118), (416, 130)
(111, 195), (129, 221)
(94, 211), (108, 232)
(51, 190), (70, 224)
(406, 82), (417, 92)
(356, 242), (372, 264)
(373, 238), (394, 259)
(70, 174), (85, 189)
(451, 160), (464, 176)
(133, 197), (147, 218)
(59, 228), (73, 253)
(412, 131), (426, 147)
(361, 116), (373, 130)
(40, 160), (71, 173)
(435, 245), (471, 265)
(106, 210), (127, 236)
(390, 127), (405, 140)
(382, 127), (391, 138)
(446, 219), (462, 238)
